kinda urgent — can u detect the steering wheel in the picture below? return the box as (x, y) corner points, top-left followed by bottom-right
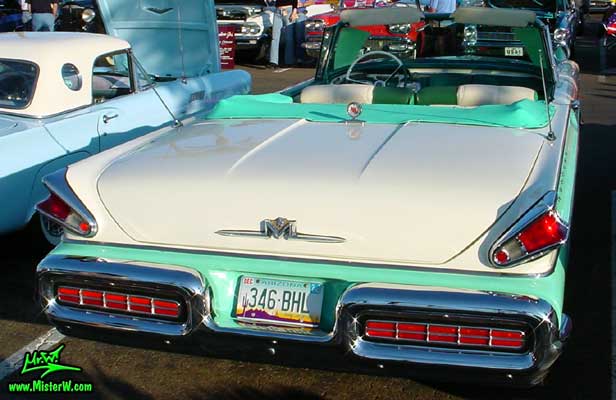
(345, 50), (411, 87)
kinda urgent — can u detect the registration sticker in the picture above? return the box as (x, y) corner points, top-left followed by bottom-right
(505, 47), (524, 57)
(235, 276), (324, 328)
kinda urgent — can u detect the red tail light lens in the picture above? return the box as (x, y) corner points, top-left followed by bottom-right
(56, 286), (181, 319)
(517, 213), (567, 253)
(37, 193), (94, 236)
(492, 210), (568, 267)
(364, 320), (526, 351)
(365, 321), (396, 338)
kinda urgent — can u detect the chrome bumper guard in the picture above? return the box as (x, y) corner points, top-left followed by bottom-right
(37, 255), (571, 383)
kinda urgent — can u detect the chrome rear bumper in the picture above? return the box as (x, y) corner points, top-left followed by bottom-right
(37, 255), (571, 386)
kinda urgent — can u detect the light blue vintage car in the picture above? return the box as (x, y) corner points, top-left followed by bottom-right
(0, 0), (251, 242)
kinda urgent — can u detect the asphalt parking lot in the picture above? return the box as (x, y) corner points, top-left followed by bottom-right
(1, 19), (615, 400)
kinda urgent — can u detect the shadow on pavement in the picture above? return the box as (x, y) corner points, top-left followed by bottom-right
(0, 221), (52, 325)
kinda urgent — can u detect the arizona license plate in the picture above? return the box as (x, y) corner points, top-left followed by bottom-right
(235, 276), (324, 328)
(505, 47), (524, 57)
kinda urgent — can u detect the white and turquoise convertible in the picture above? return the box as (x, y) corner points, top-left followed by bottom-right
(37, 7), (580, 386)
(0, 0), (250, 242)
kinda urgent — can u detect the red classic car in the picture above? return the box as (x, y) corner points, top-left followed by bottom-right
(303, 0), (425, 58)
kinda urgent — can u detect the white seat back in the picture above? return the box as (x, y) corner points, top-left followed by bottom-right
(300, 84), (374, 104)
(457, 84), (537, 106)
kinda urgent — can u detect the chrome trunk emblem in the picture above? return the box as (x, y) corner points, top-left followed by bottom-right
(216, 217), (345, 243)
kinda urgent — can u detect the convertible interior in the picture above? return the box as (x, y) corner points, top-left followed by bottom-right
(291, 7), (550, 108)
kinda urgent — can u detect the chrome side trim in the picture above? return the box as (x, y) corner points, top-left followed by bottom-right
(338, 283), (567, 374)
(37, 167), (98, 238)
(37, 254), (207, 336)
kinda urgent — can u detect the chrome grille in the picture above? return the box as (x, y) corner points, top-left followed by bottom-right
(477, 31), (517, 42)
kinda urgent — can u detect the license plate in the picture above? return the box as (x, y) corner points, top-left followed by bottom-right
(505, 47), (524, 57)
(235, 276), (324, 328)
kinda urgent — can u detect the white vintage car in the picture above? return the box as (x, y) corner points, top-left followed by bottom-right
(37, 7), (579, 386)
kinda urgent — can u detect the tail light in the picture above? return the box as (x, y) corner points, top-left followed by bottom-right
(490, 192), (568, 267)
(364, 320), (526, 350)
(57, 286), (182, 320)
(36, 168), (97, 237)
(607, 22), (616, 35)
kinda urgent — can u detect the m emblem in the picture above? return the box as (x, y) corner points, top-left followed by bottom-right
(216, 217), (345, 243)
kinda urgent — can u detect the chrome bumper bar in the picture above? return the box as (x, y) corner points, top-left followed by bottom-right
(37, 255), (571, 385)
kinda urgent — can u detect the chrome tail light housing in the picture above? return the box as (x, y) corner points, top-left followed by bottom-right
(490, 191), (568, 268)
(36, 167), (97, 237)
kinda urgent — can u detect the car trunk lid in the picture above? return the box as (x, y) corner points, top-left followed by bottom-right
(97, 119), (544, 265)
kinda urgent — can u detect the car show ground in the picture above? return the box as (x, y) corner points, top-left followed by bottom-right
(0, 20), (614, 399)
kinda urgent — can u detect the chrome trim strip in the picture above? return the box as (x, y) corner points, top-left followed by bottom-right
(61, 238), (559, 278)
(37, 167), (98, 238)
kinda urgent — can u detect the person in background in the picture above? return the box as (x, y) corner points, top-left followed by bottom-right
(426, 0), (455, 13)
(26, 0), (57, 32)
(293, 0), (311, 66)
(19, 0), (31, 30)
(269, 0), (298, 68)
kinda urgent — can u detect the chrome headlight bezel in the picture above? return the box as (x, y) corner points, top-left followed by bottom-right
(240, 22), (262, 36)
(305, 19), (325, 33)
(388, 23), (411, 34)
(81, 8), (96, 23)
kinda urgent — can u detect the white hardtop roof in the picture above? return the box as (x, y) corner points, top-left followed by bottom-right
(0, 32), (131, 118)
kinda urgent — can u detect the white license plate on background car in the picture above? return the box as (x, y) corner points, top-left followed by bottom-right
(505, 47), (524, 57)
(235, 276), (324, 328)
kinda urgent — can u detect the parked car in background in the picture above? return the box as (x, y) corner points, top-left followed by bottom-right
(303, 0), (425, 59)
(0, 0), (251, 242)
(215, 0), (274, 61)
(37, 6), (579, 386)
(55, 0), (104, 33)
(215, 0), (333, 62)
(0, 0), (23, 32)
(485, 0), (583, 56)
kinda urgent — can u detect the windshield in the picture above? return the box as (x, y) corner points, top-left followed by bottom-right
(0, 60), (38, 110)
(321, 19), (545, 77)
(487, 0), (556, 11)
